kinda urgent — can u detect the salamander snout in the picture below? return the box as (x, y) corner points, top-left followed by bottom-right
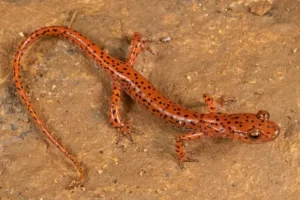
(246, 110), (280, 143)
(230, 110), (280, 143)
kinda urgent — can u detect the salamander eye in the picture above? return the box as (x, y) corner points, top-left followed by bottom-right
(249, 129), (261, 139)
(256, 110), (270, 121)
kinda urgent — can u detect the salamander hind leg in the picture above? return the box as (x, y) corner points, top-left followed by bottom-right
(109, 82), (134, 144)
(175, 132), (205, 168)
(126, 32), (155, 67)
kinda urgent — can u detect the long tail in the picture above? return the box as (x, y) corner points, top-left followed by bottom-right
(12, 26), (100, 187)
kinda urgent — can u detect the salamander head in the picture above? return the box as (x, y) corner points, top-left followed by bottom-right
(227, 110), (280, 143)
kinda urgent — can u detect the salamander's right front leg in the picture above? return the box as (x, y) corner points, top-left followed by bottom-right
(109, 82), (134, 144)
(176, 132), (205, 168)
(203, 93), (217, 113)
(126, 32), (155, 67)
(203, 93), (236, 112)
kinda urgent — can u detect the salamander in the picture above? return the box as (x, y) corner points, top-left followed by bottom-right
(13, 26), (280, 187)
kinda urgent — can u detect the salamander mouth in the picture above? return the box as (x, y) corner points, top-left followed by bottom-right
(234, 130), (263, 143)
(234, 131), (248, 138)
(273, 129), (280, 138)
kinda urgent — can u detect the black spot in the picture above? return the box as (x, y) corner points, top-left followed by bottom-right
(189, 121), (195, 125)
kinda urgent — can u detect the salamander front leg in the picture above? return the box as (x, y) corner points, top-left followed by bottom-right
(126, 32), (155, 67)
(203, 93), (236, 112)
(109, 82), (134, 144)
(203, 93), (217, 113)
(175, 132), (204, 168)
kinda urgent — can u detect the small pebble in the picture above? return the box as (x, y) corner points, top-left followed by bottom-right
(19, 32), (25, 37)
(186, 75), (192, 82)
(18, 132), (27, 139)
(23, 117), (30, 123)
(156, 189), (163, 194)
(10, 124), (18, 130)
(245, 0), (273, 16)
(159, 36), (171, 43)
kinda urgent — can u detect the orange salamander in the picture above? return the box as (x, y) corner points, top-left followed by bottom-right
(13, 26), (280, 187)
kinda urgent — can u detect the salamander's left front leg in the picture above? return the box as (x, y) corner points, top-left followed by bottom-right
(109, 82), (134, 144)
(176, 132), (205, 168)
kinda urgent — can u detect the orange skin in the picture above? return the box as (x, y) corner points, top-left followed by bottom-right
(13, 26), (280, 187)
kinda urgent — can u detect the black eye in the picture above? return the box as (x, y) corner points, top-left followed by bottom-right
(249, 130), (261, 139)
